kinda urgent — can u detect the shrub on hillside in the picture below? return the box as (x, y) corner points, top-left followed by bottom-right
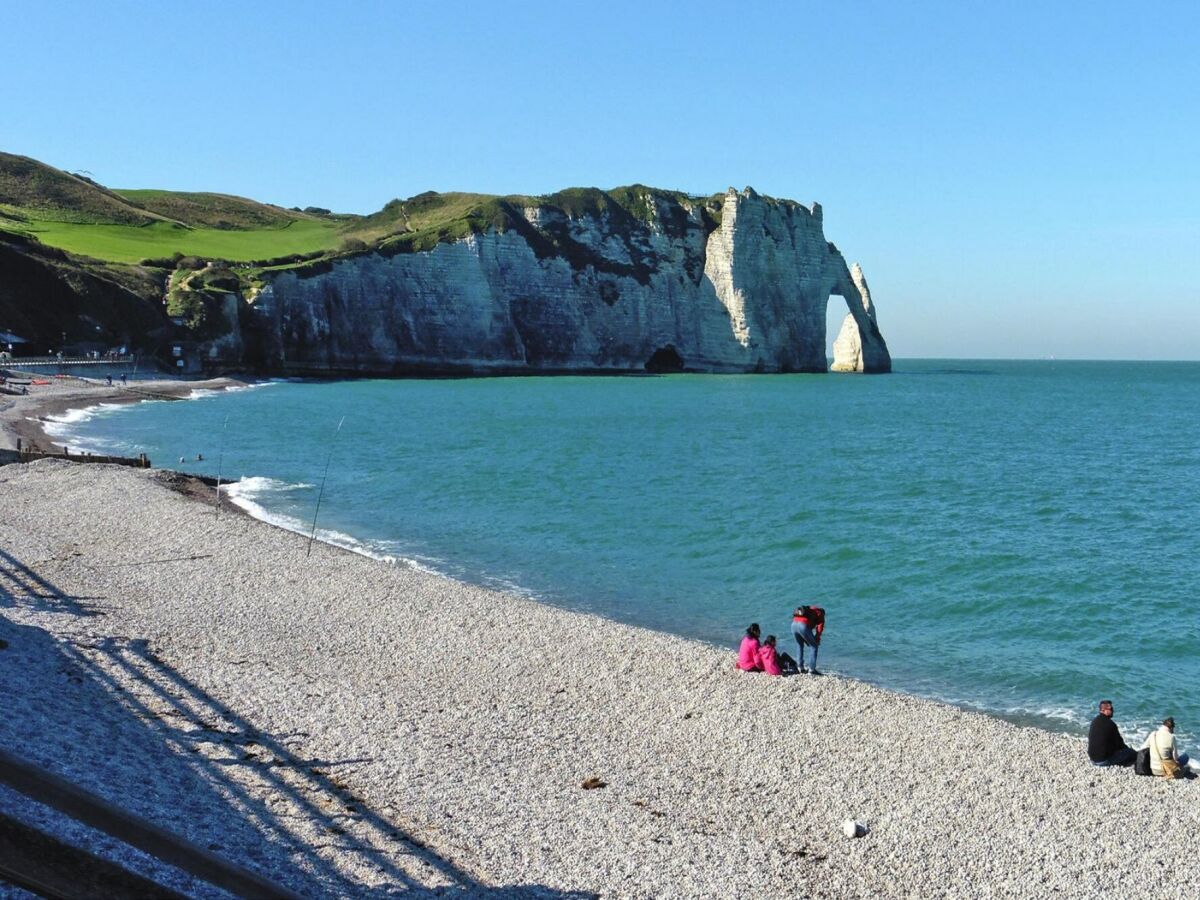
(2, 231), (69, 262)
(205, 272), (241, 292)
(246, 249), (332, 268)
(139, 251), (185, 268)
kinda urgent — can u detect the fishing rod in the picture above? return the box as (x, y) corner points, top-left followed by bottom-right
(214, 415), (228, 518)
(307, 416), (346, 557)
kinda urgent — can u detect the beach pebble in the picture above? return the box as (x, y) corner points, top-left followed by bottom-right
(0, 458), (1196, 899)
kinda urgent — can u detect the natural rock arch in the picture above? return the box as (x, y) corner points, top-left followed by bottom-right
(830, 263), (890, 373)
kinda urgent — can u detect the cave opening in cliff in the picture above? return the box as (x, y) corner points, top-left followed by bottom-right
(644, 344), (684, 374)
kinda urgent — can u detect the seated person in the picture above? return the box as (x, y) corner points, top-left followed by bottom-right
(1087, 700), (1136, 766)
(1141, 717), (1190, 778)
(757, 635), (800, 676)
(736, 623), (762, 672)
(758, 635), (782, 676)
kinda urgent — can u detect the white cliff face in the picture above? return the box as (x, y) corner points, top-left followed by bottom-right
(256, 189), (891, 375)
(703, 192), (752, 348)
(831, 263), (884, 373)
(831, 313), (863, 372)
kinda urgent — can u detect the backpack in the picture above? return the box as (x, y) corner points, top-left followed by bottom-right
(1135, 747), (1153, 776)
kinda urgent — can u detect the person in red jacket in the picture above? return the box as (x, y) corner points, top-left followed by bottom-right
(791, 605), (825, 674)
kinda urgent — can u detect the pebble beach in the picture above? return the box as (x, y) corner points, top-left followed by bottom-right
(0, 385), (1198, 897)
(0, 375), (244, 453)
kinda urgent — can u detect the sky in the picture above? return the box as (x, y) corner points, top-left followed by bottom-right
(4, 0), (1198, 359)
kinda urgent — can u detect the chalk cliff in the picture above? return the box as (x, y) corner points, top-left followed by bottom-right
(0, 155), (893, 375)
(254, 187), (891, 375)
(830, 263), (886, 373)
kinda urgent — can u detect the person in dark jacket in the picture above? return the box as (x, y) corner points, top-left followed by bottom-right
(1088, 700), (1136, 766)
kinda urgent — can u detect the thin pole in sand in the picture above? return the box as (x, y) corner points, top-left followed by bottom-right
(214, 415), (228, 518)
(307, 416), (346, 557)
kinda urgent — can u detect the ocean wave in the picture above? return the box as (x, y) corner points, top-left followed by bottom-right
(480, 572), (541, 597)
(366, 541), (451, 577)
(224, 475), (428, 569)
(927, 694), (1090, 733)
(928, 696), (1197, 746)
(226, 381), (277, 392)
(42, 380), (277, 448)
(39, 403), (131, 454)
(42, 402), (126, 429)
(187, 381), (276, 401)
(403, 556), (453, 577)
(224, 476), (315, 498)
(222, 474), (523, 588)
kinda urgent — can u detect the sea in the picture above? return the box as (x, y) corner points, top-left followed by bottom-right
(48, 360), (1200, 747)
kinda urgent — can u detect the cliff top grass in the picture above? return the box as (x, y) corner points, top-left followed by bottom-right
(344, 191), (499, 245)
(0, 152), (168, 226)
(0, 152), (343, 263)
(1, 218), (343, 265)
(339, 185), (729, 260)
(1, 149), (798, 272)
(345, 185), (722, 239)
(115, 189), (326, 230)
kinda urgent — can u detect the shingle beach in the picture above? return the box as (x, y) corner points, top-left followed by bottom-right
(0, 386), (1197, 897)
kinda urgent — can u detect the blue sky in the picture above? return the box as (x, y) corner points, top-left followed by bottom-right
(5, 0), (1198, 359)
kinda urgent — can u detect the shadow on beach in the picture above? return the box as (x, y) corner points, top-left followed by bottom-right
(0, 547), (594, 898)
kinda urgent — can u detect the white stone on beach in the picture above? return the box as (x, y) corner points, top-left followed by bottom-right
(842, 819), (866, 838)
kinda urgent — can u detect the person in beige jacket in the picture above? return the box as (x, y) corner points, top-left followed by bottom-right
(1141, 717), (1190, 777)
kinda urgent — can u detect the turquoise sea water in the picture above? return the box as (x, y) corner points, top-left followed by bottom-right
(53, 361), (1200, 746)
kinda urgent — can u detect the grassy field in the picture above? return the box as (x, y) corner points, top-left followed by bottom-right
(116, 189), (323, 230)
(344, 191), (499, 244)
(1, 151), (347, 263)
(0, 152), (164, 225)
(1, 148), (730, 269)
(8, 217), (342, 263)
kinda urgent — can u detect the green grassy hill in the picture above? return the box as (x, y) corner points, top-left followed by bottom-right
(0, 151), (727, 269)
(337, 185), (722, 257)
(0, 152), (167, 226)
(17, 218), (342, 265)
(116, 188), (324, 230)
(0, 152), (343, 263)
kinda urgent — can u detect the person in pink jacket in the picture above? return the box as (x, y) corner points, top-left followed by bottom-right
(736, 623), (762, 671)
(757, 635), (801, 676)
(758, 634), (783, 676)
